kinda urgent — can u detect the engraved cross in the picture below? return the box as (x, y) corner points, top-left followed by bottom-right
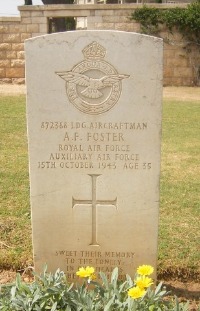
(72, 174), (117, 246)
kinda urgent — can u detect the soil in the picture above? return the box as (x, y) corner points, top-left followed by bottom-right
(0, 85), (199, 309)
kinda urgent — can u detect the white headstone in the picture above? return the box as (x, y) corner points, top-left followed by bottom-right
(25, 31), (163, 280)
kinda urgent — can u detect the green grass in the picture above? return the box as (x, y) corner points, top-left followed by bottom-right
(0, 96), (32, 269)
(159, 99), (200, 281)
(0, 95), (199, 281)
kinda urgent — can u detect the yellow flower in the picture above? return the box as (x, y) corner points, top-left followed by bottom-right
(135, 276), (154, 289)
(76, 266), (95, 278)
(137, 265), (154, 276)
(87, 273), (97, 284)
(128, 286), (146, 299)
(89, 273), (96, 280)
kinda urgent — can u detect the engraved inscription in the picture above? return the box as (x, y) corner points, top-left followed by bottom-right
(55, 250), (135, 280)
(56, 42), (130, 115)
(72, 174), (117, 246)
(37, 120), (152, 171)
(41, 121), (148, 130)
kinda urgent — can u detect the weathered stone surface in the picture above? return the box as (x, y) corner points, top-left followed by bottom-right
(87, 16), (103, 24)
(3, 34), (21, 43)
(167, 56), (185, 67)
(9, 25), (27, 33)
(174, 67), (193, 78)
(20, 11), (31, 17)
(21, 17), (32, 24)
(43, 9), (91, 17)
(103, 15), (128, 23)
(12, 43), (24, 51)
(0, 68), (5, 78)
(31, 17), (47, 24)
(6, 51), (17, 59)
(31, 11), (44, 17)
(12, 78), (26, 84)
(11, 59), (25, 67)
(163, 66), (174, 78)
(164, 49), (175, 61)
(32, 33), (45, 37)
(0, 43), (11, 51)
(0, 25), (9, 33)
(0, 60), (10, 67)
(39, 24), (48, 33)
(0, 78), (12, 83)
(17, 51), (25, 59)
(115, 23), (137, 32)
(27, 24), (39, 33)
(21, 33), (32, 41)
(26, 31), (163, 280)
(95, 10), (115, 16)
(95, 23), (115, 30)
(0, 51), (6, 59)
(6, 67), (25, 78)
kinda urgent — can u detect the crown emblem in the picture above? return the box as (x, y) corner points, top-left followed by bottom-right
(83, 41), (106, 60)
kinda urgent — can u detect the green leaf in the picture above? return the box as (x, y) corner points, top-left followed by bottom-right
(104, 296), (115, 311)
(111, 267), (118, 285)
(10, 286), (16, 299)
(154, 282), (163, 295)
(99, 272), (109, 289)
(50, 302), (57, 311)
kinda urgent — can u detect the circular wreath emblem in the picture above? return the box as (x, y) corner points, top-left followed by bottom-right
(56, 42), (129, 115)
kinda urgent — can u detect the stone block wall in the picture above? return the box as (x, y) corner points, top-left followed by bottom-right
(0, 11), (47, 84)
(0, 4), (198, 86)
(0, 17), (25, 84)
(162, 28), (199, 86)
(163, 42), (194, 86)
